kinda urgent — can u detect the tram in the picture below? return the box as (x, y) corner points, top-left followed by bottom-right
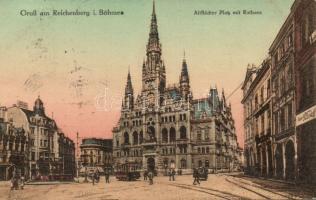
(115, 162), (141, 181)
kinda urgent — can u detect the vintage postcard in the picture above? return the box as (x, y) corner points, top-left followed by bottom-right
(0, 0), (315, 199)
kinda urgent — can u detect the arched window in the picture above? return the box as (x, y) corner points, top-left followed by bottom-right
(162, 128), (168, 143)
(202, 147), (205, 154)
(133, 131), (138, 145)
(206, 147), (210, 154)
(198, 147), (201, 154)
(124, 132), (129, 144)
(139, 131), (143, 144)
(170, 127), (176, 142)
(148, 126), (155, 141)
(180, 126), (187, 139)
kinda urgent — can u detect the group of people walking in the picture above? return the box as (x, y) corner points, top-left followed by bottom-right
(90, 169), (110, 187)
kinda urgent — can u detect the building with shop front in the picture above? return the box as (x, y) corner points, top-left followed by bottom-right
(2, 97), (75, 180)
(80, 138), (113, 172)
(294, 0), (316, 184)
(242, 0), (315, 183)
(112, 2), (240, 174)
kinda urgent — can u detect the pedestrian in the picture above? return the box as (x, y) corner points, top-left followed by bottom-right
(171, 169), (175, 181)
(105, 170), (110, 183)
(143, 170), (148, 181)
(193, 168), (200, 185)
(92, 172), (95, 185)
(168, 169), (172, 181)
(20, 176), (25, 190)
(148, 170), (153, 185)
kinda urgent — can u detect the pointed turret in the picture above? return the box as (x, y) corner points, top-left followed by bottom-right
(123, 70), (134, 110)
(180, 51), (190, 101)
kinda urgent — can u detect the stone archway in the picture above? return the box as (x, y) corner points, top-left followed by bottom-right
(275, 144), (283, 178)
(285, 140), (295, 180)
(147, 157), (155, 172)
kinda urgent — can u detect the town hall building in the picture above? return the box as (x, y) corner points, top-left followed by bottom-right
(112, 2), (241, 174)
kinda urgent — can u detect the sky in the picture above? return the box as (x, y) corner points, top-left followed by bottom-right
(0, 0), (294, 147)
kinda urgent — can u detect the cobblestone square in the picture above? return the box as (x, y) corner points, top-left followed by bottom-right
(1, 174), (314, 200)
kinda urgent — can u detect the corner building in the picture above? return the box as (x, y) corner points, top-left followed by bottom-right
(112, 2), (240, 174)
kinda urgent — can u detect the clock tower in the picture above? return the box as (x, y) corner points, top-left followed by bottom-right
(142, 1), (166, 107)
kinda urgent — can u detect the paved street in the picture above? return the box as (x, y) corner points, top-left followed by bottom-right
(0, 173), (314, 200)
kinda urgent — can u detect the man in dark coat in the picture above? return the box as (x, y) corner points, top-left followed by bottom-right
(193, 168), (200, 185)
(148, 171), (153, 185)
(171, 169), (175, 181)
(168, 169), (172, 181)
(144, 170), (148, 181)
(105, 169), (110, 183)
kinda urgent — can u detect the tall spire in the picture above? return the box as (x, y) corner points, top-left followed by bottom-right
(180, 51), (190, 100)
(125, 70), (133, 95)
(180, 51), (189, 84)
(147, 0), (161, 55)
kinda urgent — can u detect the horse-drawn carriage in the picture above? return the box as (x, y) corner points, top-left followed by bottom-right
(115, 162), (141, 181)
(198, 167), (208, 181)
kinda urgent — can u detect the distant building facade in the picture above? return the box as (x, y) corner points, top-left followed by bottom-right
(112, 2), (240, 174)
(80, 138), (113, 169)
(1, 97), (75, 180)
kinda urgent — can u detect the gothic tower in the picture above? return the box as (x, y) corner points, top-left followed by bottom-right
(142, 1), (166, 107)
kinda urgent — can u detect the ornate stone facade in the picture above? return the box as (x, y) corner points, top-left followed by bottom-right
(112, 2), (240, 174)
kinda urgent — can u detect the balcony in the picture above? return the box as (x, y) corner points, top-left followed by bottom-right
(176, 138), (189, 144)
(121, 143), (131, 149)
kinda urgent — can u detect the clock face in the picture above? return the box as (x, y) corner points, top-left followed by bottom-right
(147, 93), (155, 106)
(145, 79), (155, 90)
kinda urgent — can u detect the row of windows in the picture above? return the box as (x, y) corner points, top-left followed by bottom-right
(245, 80), (271, 119)
(161, 115), (176, 123)
(197, 147), (210, 154)
(274, 102), (293, 134)
(116, 149), (143, 157)
(1, 140), (25, 152)
(273, 32), (293, 66)
(273, 63), (294, 99)
(162, 148), (176, 155)
(132, 120), (142, 127)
